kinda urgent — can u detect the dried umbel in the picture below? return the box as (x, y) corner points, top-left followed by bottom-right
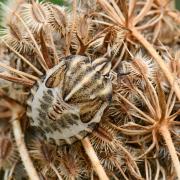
(0, 0), (179, 180)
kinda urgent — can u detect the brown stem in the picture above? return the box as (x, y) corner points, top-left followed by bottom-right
(160, 126), (180, 179)
(12, 119), (40, 180)
(0, 62), (38, 81)
(0, 73), (34, 86)
(81, 137), (109, 180)
(131, 27), (180, 101)
(50, 163), (63, 180)
(2, 96), (40, 180)
(134, 0), (153, 25)
(167, 11), (180, 24)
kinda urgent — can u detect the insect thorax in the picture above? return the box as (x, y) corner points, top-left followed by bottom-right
(27, 55), (112, 145)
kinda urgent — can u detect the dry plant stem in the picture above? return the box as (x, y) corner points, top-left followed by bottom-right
(114, 161), (129, 180)
(128, 0), (136, 17)
(50, 163), (63, 180)
(0, 73), (34, 86)
(97, 0), (122, 24)
(12, 119), (40, 180)
(81, 137), (109, 180)
(160, 126), (180, 180)
(3, 40), (42, 76)
(0, 62), (38, 80)
(134, 0), (153, 25)
(0, 95), (41, 180)
(131, 28), (180, 101)
(167, 11), (180, 24)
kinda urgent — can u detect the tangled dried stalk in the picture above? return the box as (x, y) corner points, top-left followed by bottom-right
(0, 0), (179, 179)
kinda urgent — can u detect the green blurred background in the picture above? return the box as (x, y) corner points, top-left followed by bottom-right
(176, 0), (180, 9)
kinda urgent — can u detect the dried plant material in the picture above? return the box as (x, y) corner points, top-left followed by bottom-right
(0, 0), (179, 179)
(82, 137), (109, 180)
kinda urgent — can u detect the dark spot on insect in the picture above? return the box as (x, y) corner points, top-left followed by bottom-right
(40, 101), (49, 111)
(25, 126), (46, 142)
(47, 89), (53, 96)
(80, 112), (94, 123)
(79, 130), (89, 138)
(88, 122), (98, 130)
(37, 118), (43, 127)
(42, 93), (53, 104)
(38, 109), (46, 119)
(67, 118), (78, 126)
(29, 117), (34, 123)
(50, 123), (60, 132)
(58, 118), (69, 128)
(44, 127), (51, 133)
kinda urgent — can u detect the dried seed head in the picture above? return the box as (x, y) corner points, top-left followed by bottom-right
(46, 4), (67, 35)
(20, 1), (49, 32)
(29, 139), (56, 164)
(0, 1), (33, 53)
(57, 147), (87, 179)
(107, 99), (135, 125)
(98, 150), (119, 170)
(121, 51), (157, 83)
(90, 122), (118, 153)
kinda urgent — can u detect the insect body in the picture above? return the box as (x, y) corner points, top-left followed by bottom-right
(27, 55), (112, 145)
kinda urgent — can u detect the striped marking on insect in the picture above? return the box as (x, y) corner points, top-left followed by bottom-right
(27, 55), (112, 145)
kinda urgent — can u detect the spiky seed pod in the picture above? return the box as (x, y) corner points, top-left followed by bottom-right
(57, 146), (88, 180)
(28, 139), (56, 165)
(121, 51), (157, 86)
(0, 1), (34, 53)
(107, 98), (136, 125)
(89, 118), (120, 153)
(71, 14), (95, 55)
(20, 0), (49, 32)
(46, 4), (67, 35)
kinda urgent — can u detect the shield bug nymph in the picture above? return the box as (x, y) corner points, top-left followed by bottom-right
(27, 55), (112, 145)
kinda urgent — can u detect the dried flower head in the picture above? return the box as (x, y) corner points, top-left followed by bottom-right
(0, 0), (179, 179)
